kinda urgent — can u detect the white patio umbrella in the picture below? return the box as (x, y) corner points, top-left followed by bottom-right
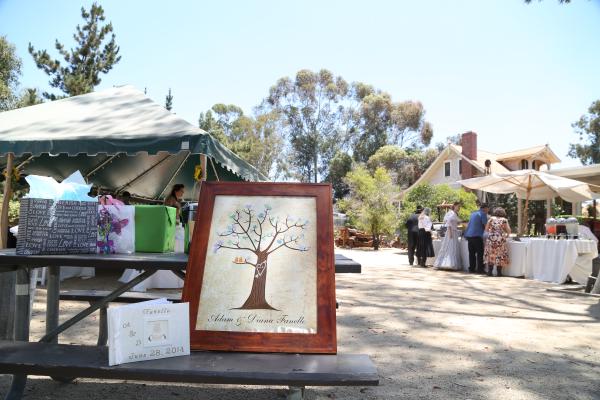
(457, 170), (596, 234)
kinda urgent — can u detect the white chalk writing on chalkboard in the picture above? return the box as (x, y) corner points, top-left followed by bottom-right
(16, 198), (97, 255)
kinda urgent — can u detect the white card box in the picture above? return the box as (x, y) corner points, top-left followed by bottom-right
(107, 299), (190, 366)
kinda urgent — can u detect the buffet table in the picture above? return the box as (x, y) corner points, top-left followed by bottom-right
(432, 237), (598, 283)
(525, 238), (598, 284)
(432, 238), (528, 277)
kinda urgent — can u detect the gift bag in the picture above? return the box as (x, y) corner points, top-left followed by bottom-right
(97, 203), (135, 254)
(16, 199), (98, 255)
(16, 171), (98, 255)
(134, 205), (176, 253)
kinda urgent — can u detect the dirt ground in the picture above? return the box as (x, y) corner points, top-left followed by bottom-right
(1, 248), (599, 399)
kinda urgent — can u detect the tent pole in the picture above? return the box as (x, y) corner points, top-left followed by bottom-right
(209, 157), (220, 181)
(115, 154), (173, 193)
(523, 175), (532, 235)
(0, 153), (14, 248)
(201, 154), (207, 181)
(155, 152), (191, 200)
(517, 197), (522, 235)
(85, 154), (120, 179)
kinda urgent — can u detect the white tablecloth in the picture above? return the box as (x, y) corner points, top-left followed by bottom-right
(430, 237), (597, 283)
(569, 240), (599, 285)
(119, 269), (184, 292)
(60, 267), (95, 281)
(525, 239), (597, 284)
(432, 238), (527, 277)
(35, 266), (95, 285)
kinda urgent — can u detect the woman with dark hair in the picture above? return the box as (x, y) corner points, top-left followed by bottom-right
(416, 207), (435, 267)
(484, 207), (511, 276)
(164, 184), (185, 220)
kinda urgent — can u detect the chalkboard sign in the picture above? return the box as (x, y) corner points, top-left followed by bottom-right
(16, 198), (98, 255)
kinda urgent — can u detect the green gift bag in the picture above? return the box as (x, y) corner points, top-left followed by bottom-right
(134, 205), (177, 253)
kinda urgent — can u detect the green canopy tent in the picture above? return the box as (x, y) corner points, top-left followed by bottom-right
(0, 85), (267, 195)
(0, 85), (269, 339)
(0, 85), (268, 244)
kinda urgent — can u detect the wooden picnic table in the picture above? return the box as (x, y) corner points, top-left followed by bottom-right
(0, 250), (371, 400)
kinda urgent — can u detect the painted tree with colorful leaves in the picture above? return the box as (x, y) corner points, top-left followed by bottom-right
(213, 204), (309, 310)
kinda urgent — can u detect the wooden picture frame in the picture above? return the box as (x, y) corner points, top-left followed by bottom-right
(182, 182), (336, 354)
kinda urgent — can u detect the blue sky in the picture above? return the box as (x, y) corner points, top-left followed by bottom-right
(1, 0), (599, 168)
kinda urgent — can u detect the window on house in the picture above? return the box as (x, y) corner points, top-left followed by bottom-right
(445, 161), (451, 177)
(532, 160), (540, 170)
(520, 159), (529, 170)
(458, 160), (462, 174)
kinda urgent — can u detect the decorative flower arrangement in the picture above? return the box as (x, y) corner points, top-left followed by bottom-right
(2, 167), (21, 187)
(97, 206), (130, 254)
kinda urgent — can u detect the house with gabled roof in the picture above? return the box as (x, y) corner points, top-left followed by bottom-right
(404, 131), (561, 194)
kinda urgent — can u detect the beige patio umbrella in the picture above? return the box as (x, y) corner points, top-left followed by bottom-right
(457, 170), (596, 234)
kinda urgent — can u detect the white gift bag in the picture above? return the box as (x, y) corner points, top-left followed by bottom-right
(97, 205), (135, 254)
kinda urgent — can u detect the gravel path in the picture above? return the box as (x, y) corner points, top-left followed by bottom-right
(1, 248), (599, 399)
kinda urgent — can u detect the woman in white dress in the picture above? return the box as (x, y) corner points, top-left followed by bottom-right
(434, 202), (462, 270)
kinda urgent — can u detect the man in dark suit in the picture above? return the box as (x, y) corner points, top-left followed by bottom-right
(405, 206), (423, 266)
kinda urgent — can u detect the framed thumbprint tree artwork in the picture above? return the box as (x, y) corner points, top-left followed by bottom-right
(182, 182), (336, 354)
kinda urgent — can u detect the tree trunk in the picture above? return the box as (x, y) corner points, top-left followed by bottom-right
(373, 233), (379, 251)
(314, 153), (318, 183)
(235, 253), (278, 310)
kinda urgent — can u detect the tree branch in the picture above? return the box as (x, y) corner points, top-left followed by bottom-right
(265, 216), (287, 251)
(231, 210), (258, 251)
(235, 260), (257, 269)
(268, 235), (308, 255)
(255, 207), (269, 251)
(216, 243), (256, 253)
(265, 219), (308, 253)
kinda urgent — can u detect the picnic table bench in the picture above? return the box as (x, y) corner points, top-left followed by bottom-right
(0, 250), (375, 400)
(0, 341), (378, 399)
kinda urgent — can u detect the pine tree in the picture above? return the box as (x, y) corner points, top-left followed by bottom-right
(28, 3), (121, 99)
(17, 88), (43, 108)
(165, 88), (173, 111)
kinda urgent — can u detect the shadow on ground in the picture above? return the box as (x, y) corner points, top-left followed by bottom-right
(1, 249), (599, 399)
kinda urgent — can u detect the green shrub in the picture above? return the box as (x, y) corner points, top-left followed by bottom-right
(0, 196), (21, 225)
(398, 184), (478, 242)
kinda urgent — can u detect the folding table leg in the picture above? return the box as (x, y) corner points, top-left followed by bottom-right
(46, 266), (60, 344)
(40, 269), (156, 342)
(44, 266), (75, 382)
(287, 386), (305, 400)
(4, 375), (27, 400)
(5, 268), (31, 400)
(95, 303), (108, 346)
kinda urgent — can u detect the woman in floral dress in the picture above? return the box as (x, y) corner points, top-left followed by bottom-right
(484, 207), (511, 276)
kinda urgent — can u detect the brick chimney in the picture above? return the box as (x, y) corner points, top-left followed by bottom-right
(461, 131), (477, 179)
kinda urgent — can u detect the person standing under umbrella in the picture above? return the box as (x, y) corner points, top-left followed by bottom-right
(484, 207), (511, 276)
(405, 205), (423, 266)
(465, 203), (489, 274)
